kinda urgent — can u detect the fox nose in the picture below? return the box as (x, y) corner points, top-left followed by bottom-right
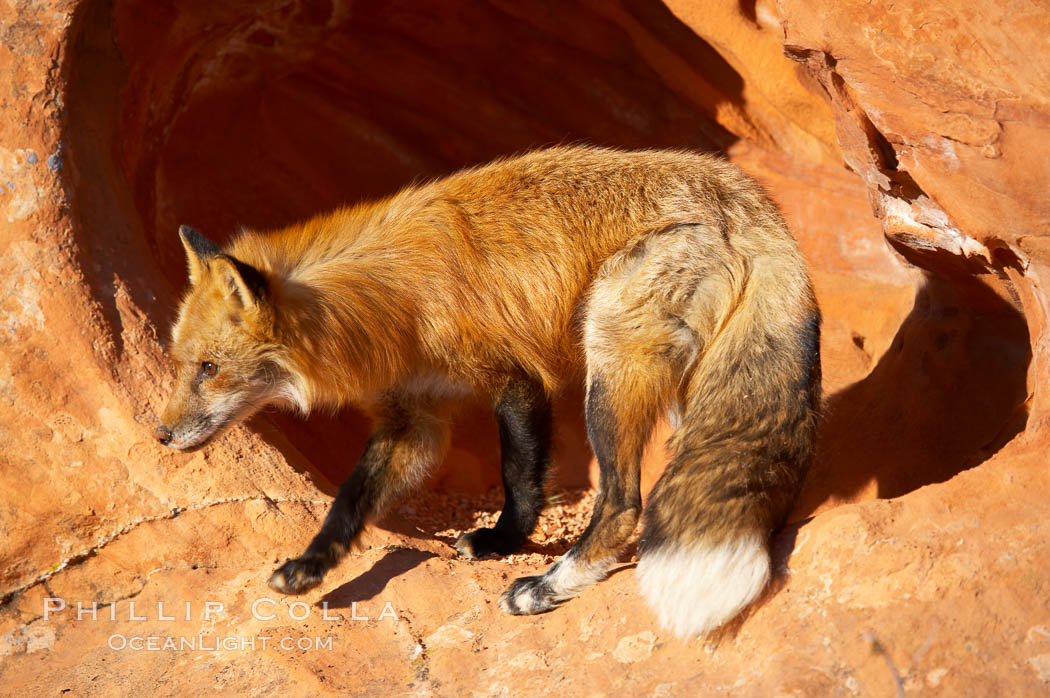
(155, 425), (173, 446)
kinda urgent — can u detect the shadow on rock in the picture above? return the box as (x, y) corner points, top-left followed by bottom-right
(794, 270), (1031, 518)
(319, 548), (439, 607)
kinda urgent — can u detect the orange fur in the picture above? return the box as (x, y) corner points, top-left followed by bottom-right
(220, 147), (793, 404)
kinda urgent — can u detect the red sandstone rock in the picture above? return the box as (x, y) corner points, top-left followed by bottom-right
(779, 0), (1050, 417)
(0, 0), (1047, 695)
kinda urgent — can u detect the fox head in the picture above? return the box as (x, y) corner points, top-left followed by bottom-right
(155, 225), (287, 450)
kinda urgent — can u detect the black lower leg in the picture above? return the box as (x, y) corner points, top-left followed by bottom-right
(575, 373), (643, 552)
(456, 376), (551, 558)
(269, 428), (401, 594)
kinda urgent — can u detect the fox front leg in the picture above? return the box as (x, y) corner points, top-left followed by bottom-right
(268, 400), (451, 594)
(266, 444), (383, 594)
(454, 375), (551, 559)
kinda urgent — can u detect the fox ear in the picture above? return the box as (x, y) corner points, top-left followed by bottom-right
(212, 255), (267, 311)
(178, 225), (221, 284)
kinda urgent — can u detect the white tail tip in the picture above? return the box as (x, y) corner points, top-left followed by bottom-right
(636, 534), (770, 639)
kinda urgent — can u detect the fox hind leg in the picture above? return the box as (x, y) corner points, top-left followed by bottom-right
(456, 375), (551, 559)
(500, 254), (686, 614)
(499, 366), (666, 614)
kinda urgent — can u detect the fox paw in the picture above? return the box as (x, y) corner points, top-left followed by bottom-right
(268, 555), (327, 595)
(498, 575), (561, 615)
(454, 527), (523, 560)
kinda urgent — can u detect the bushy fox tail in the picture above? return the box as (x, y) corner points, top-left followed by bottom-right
(636, 255), (822, 639)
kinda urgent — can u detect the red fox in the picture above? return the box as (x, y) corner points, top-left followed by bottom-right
(156, 145), (821, 638)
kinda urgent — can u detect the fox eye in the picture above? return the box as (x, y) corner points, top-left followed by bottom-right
(200, 361), (219, 378)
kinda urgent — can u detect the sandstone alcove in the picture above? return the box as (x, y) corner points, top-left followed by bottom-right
(3, 0), (1048, 694)
(66, 0), (749, 490)
(63, 0), (1032, 501)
